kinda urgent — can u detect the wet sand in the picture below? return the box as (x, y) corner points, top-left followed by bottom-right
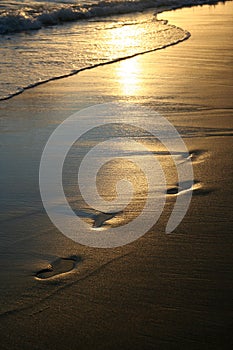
(0, 2), (233, 349)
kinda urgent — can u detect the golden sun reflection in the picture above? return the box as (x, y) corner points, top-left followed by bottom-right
(106, 24), (145, 96)
(115, 57), (142, 96)
(108, 24), (145, 52)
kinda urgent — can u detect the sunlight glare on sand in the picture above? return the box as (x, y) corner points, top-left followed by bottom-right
(115, 58), (143, 95)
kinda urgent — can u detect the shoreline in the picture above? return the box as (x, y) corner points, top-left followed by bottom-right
(0, 0), (228, 102)
(0, 28), (191, 102)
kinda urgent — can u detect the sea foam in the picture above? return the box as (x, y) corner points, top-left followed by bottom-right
(0, 0), (223, 34)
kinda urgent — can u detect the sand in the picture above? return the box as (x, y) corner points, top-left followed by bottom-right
(0, 2), (233, 349)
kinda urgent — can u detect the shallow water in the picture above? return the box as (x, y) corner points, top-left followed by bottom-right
(0, 13), (189, 100)
(0, 0), (224, 100)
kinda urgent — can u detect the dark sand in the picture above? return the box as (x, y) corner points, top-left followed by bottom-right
(0, 2), (233, 349)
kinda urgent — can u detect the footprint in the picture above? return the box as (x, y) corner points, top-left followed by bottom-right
(35, 255), (81, 280)
(166, 180), (213, 196)
(75, 209), (123, 228)
(188, 149), (209, 163)
(92, 211), (123, 228)
(167, 187), (179, 195)
(166, 180), (194, 196)
(192, 186), (213, 196)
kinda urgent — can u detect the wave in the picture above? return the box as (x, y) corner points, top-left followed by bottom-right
(0, 0), (225, 34)
(0, 28), (190, 101)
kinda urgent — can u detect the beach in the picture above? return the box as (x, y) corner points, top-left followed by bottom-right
(0, 2), (233, 349)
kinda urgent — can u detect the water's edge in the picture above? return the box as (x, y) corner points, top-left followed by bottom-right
(0, 26), (190, 102)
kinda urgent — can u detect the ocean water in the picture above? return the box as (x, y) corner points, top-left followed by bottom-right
(0, 0), (223, 100)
